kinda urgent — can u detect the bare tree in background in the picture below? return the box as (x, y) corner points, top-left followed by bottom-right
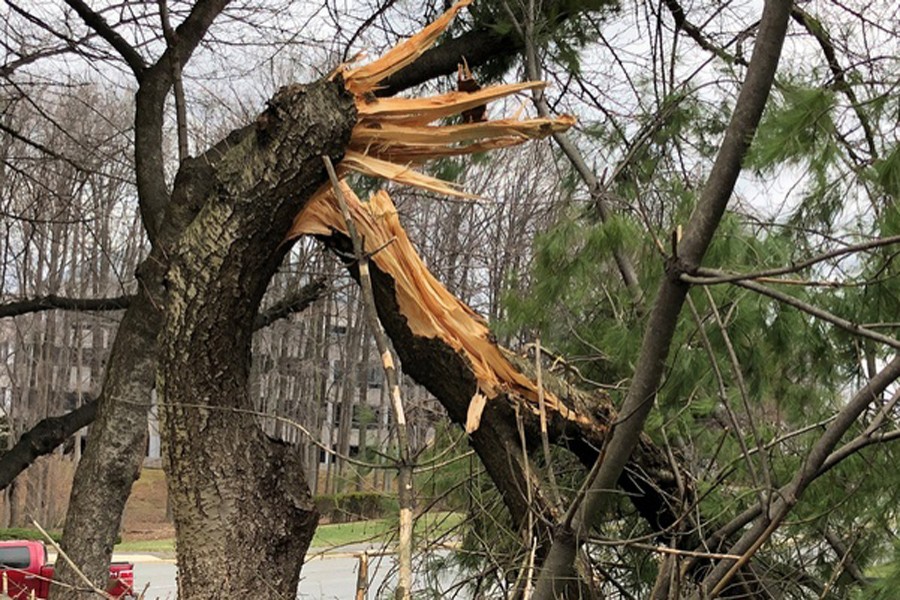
(1, 1), (898, 599)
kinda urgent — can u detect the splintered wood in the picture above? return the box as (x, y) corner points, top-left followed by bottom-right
(288, 0), (585, 432)
(322, 0), (576, 198)
(341, 0), (475, 96)
(291, 186), (590, 432)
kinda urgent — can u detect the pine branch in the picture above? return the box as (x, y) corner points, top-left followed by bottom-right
(695, 269), (900, 351)
(532, 0), (792, 595)
(695, 356), (900, 596)
(681, 234), (900, 285)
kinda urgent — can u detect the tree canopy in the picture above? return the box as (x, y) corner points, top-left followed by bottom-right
(0, 0), (898, 598)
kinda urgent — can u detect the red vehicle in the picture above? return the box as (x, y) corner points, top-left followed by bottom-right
(0, 540), (134, 599)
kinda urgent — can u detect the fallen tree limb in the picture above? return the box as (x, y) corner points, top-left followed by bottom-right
(293, 185), (690, 543)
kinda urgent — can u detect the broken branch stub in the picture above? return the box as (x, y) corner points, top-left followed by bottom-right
(315, 0), (577, 200)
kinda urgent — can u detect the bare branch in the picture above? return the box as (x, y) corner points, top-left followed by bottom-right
(0, 282), (322, 491)
(135, 0), (230, 244)
(0, 294), (131, 318)
(0, 282), (324, 324)
(322, 158), (415, 598)
(61, 0), (147, 77)
(506, 0), (643, 305)
(823, 530), (869, 588)
(691, 269), (900, 351)
(682, 234), (900, 285)
(0, 399), (98, 490)
(158, 0), (189, 163)
(164, 0), (231, 73)
(0, 121), (90, 171)
(252, 278), (328, 330)
(378, 30), (517, 96)
(0, 46), (74, 78)
(662, 0), (749, 66)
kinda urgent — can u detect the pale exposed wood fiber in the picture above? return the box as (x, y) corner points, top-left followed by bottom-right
(291, 187), (591, 431)
(288, 0), (585, 432)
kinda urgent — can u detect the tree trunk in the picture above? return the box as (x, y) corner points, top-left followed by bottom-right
(52, 266), (159, 599)
(157, 79), (355, 598)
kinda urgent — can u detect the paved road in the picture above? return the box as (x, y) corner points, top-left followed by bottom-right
(132, 554), (395, 599)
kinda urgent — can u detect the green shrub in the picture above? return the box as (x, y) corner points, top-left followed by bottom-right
(0, 528), (62, 543)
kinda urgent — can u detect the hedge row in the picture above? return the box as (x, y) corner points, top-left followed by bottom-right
(0, 528), (62, 543)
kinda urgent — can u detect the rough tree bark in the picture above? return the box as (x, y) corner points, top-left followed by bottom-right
(48, 0), (231, 596)
(156, 80), (355, 598)
(51, 260), (164, 599)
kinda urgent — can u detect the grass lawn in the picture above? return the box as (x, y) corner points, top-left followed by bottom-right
(115, 538), (177, 554)
(114, 512), (463, 555)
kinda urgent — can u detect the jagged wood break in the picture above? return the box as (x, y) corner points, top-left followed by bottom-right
(285, 0), (690, 546)
(292, 186), (688, 537)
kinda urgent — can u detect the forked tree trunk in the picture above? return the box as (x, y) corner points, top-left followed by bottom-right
(156, 80), (355, 598)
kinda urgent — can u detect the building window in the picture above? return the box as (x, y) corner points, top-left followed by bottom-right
(367, 365), (383, 389)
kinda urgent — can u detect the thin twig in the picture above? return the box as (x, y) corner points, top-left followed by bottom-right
(321, 156), (415, 600)
(681, 234), (900, 285)
(700, 270), (900, 351)
(534, 337), (561, 507)
(704, 287), (774, 509)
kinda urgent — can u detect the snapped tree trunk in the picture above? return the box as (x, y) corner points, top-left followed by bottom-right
(23, 3), (567, 597)
(295, 188), (688, 555)
(157, 80), (355, 598)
